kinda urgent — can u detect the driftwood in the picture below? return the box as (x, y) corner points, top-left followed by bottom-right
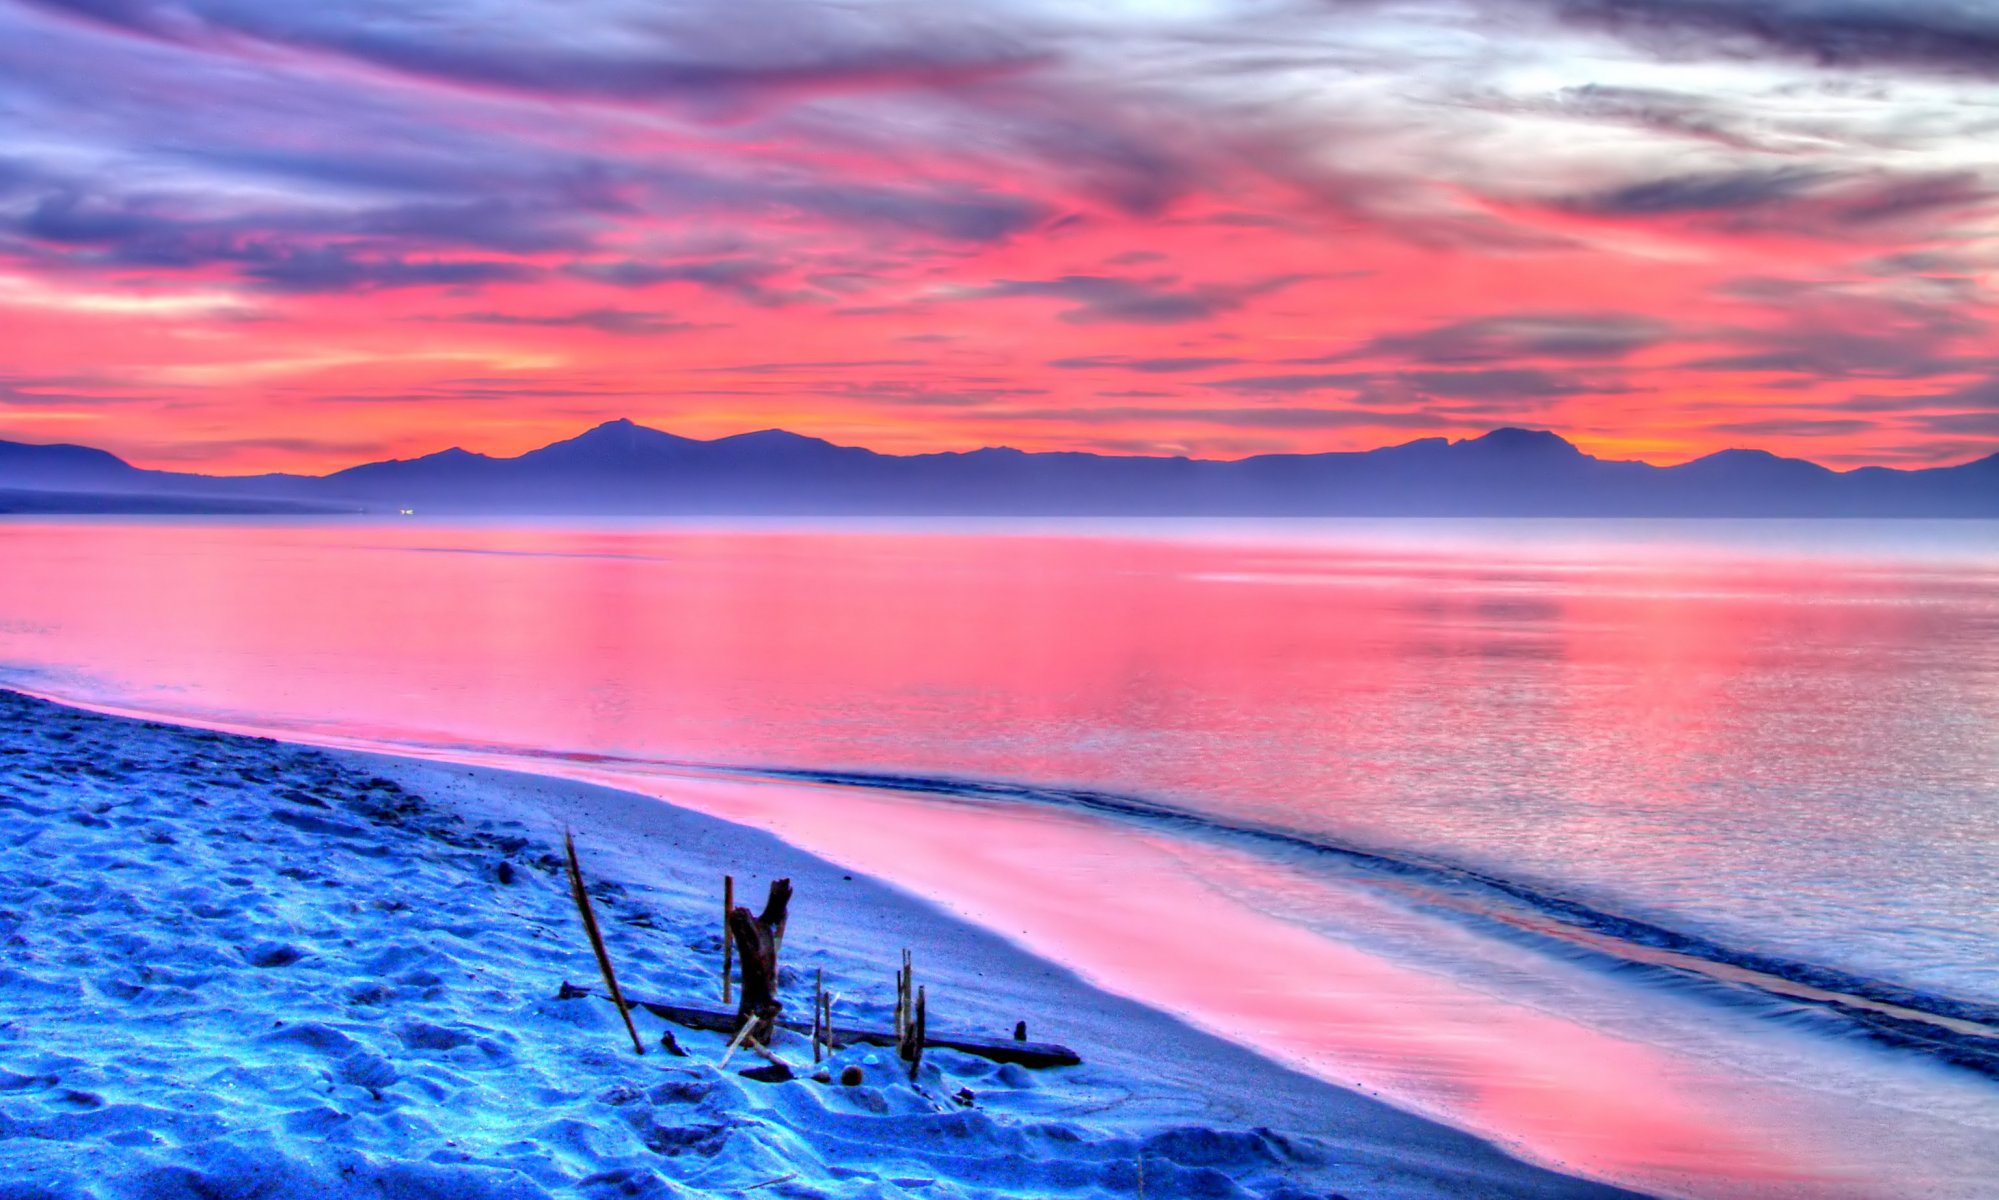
(563, 831), (645, 1056)
(812, 969), (826, 1064)
(894, 950), (914, 1054)
(565, 869), (1082, 1070)
(908, 985), (927, 1078)
(618, 996), (1082, 1068)
(728, 878), (792, 1043)
(721, 875), (734, 1005)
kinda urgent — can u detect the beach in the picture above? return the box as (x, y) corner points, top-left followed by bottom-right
(0, 687), (1638, 1199)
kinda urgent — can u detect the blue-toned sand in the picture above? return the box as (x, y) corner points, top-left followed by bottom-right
(0, 689), (1641, 1199)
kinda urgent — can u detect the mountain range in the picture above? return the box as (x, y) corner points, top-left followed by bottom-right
(1, 420), (1993, 517)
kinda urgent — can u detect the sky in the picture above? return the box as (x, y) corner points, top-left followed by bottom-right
(2, 0), (1997, 473)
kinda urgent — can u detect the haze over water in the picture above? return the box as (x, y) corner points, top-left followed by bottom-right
(3, 516), (1996, 1199)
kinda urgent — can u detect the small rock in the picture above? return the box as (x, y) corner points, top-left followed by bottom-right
(246, 943), (305, 968)
(840, 1065), (864, 1087)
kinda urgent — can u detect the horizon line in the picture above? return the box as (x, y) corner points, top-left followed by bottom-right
(7, 418), (1996, 479)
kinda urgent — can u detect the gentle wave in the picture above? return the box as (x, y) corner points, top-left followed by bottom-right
(463, 741), (1999, 1080)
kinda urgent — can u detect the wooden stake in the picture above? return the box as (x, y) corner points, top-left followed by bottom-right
(894, 948), (913, 1052)
(722, 874), (735, 1005)
(813, 969), (825, 1064)
(564, 831), (644, 1056)
(908, 985), (927, 1079)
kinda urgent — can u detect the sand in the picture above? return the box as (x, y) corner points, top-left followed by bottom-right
(0, 688), (1641, 1199)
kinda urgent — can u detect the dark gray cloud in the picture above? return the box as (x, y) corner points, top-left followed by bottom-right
(0, 149), (613, 289)
(741, 176), (1049, 244)
(694, 359), (930, 373)
(1047, 355), (1244, 373)
(5, 190), (549, 290)
(16, 0), (1050, 112)
(1209, 367), (1601, 399)
(1684, 340), (1974, 380)
(825, 380), (1052, 408)
(612, 164), (1052, 247)
(1399, 369), (1600, 399)
(1332, 313), (1671, 366)
(1555, 165), (1997, 238)
(343, 199), (606, 256)
(1567, 166), (1828, 216)
(241, 248), (538, 293)
(963, 274), (1310, 325)
(1547, 0), (1999, 79)
(1847, 379), (1999, 428)
(451, 308), (697, 336)
(1909, 410), (1999, 436)
(568, 257), (804, 305)
(1204, 372), (1358, 395)
(0, 371), (158, 408)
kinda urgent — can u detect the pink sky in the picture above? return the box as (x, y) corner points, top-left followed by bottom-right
(2, 0), (1996, 472)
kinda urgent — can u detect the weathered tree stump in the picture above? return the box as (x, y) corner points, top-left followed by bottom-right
(727, 878), (792, 1043)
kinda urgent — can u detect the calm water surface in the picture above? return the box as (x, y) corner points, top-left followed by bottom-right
(2, 517), (1996, 1199)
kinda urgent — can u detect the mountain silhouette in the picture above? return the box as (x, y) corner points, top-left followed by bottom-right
(1, 421), (1993, 516)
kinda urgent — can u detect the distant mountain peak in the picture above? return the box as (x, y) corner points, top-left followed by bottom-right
(715, 428), (827, 446)
(1459, 427), (1579, 455)
(529, 418), (696, 460)
(1684, 447), (1831, 476)
(570, 417), (658, 440)
(0, 438), (134, 470)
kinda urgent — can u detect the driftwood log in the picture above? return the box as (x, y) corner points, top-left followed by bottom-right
(618, 996), (1082, 1068)
(727, 878), (792, 1043)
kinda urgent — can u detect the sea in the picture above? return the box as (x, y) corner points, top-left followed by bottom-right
(2, 516), (1994, 1200)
